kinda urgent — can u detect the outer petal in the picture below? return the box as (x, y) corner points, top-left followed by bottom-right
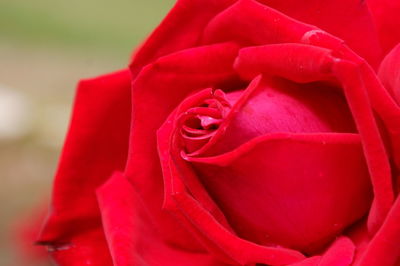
(258, 0), (382, 67)
(97, 172), (224, 266)
(46, 230), (112, 266)
(333, 61), (394, 231)
(38, 69), (132, 265)
(202, 0), (380, 67)
(202, 0), (315, 46)
(378, 43), (400, 105)
(125, 43), (240, 251)
(367, 0), (400, 54)
(130, 0), (235, 76)
(355, 195), (400, 265)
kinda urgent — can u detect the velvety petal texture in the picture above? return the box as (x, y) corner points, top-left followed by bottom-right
(125, 42), (240, 252)
(379, 43), (400, 105)
(163, 76), (371, 256)
(187, 132), (371, 254)
(129, 0), (236, 75)
(158, 89), (306, 265)
(367, 0), (400, 54)
(258, 0), (382, 67)
(354, 195), (400, 265)
(37, 0), (400, 265)
(38, 69), (132, 265)
(97, 172), (223, 266)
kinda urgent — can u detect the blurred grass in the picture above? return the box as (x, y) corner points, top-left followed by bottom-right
(0, 0), (174, 264)
(0, 0), (174, 57)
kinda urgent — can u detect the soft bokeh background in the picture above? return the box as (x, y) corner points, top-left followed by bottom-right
(0, 0), (174, 264)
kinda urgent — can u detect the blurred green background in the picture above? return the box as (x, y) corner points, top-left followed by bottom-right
(0, 0), (174, 264)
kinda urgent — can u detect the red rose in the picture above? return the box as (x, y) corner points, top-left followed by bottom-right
(37, 0), (400, 265)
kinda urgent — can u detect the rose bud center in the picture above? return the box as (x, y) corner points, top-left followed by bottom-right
(179, 77), (372, 254)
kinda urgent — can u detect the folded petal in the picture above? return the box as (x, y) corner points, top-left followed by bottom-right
(333, 61), (394, 232)
(346, 221), (370, 263)
(157, 100), (305, 265)
(318, 236), (355, 266)
(38, 69), (132, 264)
(234, 44), (335, 83)
(97, 172), (224, 266)
(202, 0), (315, 46)
(237, 43), (394, 232)
(195, 75), (356, 156)
(202, 0), (380, 67)
(125, 43), (240, 251)
(258, 0), (382, 67)
(186, 133), (371, 254)
(355, 195), (400, 265)
(288, 236), (355, 266)
(130, 0), (235, 75)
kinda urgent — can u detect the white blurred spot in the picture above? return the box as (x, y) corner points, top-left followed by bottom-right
(0, 85), (32, 140)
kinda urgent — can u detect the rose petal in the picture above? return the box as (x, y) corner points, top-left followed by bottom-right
(376, 44), (400, 193)
(37, 69), (132, 264)
(125, 43), (240, 251)
(185, 133), (372, 254)
(354, 194), (400, 265)
(130, 0), (235, 76)
(235, 41), (394, 233)
(96, 172), (224, 266)
(234, 44), (335, 83)
(158, 91), (232, 227)
(157, 102), (305, 265)
(378, 43), (400, 105)
(236, 43), (394, 232)
(45, 230), (111, 266)
(202, 0), (380, 68)
(289, 237), (355, 266)
(289, 256), (321, 266)
(318, 236), (355, 266)
(333, 60), (394, 232)
(346, 221), (370, 263)
(301, 28), (400, 184)
(197, 76), (356, 156)
(258, 0), (381, 67)
(202, 0), (315, 46)
(367, 0), (400, 54)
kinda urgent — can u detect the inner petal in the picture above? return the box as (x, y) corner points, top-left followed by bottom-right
(200, 77), (357, 156)
(179, 89), (232, 154)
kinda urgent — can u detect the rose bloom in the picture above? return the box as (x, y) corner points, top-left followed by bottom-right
(29, 0), (400, 265)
